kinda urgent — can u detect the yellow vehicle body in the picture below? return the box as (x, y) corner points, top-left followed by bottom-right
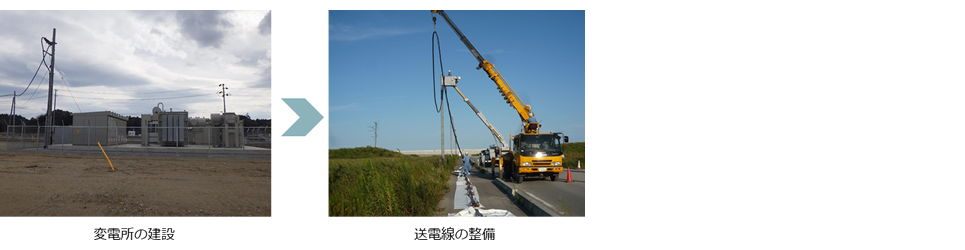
(500, 132), (567, 183)
(515, 156), (565, 174)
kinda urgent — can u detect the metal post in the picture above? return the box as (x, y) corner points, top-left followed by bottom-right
(43, 28), (56, 149)
(6, 92), (13, 144)
(8, 91), (14, 143)
(175, 125), (179, 155)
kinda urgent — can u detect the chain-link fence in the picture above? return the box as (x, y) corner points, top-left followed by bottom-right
(2, 125), (270, 159)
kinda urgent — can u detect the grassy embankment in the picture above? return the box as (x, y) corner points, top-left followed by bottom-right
(329, 146), (457, 216)
(563, 142), (585, 169)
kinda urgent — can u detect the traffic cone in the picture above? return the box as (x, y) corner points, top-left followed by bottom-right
(566, 167), (572, 183)
(577, 160), (581, 169)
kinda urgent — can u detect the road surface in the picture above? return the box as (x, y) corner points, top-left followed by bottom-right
(514, 169), (585, 216)
(475, 158), (585, 216)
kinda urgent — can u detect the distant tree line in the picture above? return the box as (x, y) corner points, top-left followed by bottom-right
(0, 109), (74, 131)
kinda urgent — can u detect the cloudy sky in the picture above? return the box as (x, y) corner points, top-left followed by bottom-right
(0, 10), (271, 120)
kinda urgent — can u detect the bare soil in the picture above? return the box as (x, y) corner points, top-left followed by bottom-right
(0, 151), (270, 216)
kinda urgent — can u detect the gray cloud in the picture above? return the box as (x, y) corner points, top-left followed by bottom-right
(236, 49), (269, 67)
(56, 62), (153, 88)
(0, 10), (270, 119)
(250, 66), (270, 89)
(258, 11), (271, 36)
(176, 10), (233, 48)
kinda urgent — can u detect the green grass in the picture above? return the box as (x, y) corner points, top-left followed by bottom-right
(328, 146), (405, 159)
(563, 142), (585, 169)
(329, 147), (459, 216)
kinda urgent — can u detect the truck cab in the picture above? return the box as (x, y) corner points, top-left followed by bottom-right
(479, 149), (491, 168)
(508, 133), (568, 183)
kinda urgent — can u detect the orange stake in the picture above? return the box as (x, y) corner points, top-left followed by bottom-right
(97, 142), (115, 171)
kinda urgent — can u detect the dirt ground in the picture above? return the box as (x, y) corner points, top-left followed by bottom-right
(0, 151), (270, 216)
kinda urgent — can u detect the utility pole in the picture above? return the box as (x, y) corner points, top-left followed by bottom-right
(218, 83), (230, 113)
(368, 121), (379, 147)
(43, 28), (56, 149)
(53, 89), (57, 125)
(440, 76), (445, 167)
(6, 92), (12, 142)
(8, 91), (14, 130)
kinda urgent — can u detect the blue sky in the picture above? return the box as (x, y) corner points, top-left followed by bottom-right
(329, 10), (585, 150)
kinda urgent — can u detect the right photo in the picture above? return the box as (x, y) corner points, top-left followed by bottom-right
(329, 10), (585, 217)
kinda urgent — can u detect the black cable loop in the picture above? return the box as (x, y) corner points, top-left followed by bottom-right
(432, 31), (445, 113)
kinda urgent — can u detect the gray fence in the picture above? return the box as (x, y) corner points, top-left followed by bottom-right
(2, 125), (271, 159)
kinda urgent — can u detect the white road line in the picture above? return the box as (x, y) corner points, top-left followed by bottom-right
(522, 190), (560, 214)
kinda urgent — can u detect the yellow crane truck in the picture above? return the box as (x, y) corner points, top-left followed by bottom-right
(432, 10), (568, 183)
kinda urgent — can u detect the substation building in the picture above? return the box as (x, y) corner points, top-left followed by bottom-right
(60, 103), (246, 148)
(71, 111), (129, 146)
(139, 103), (244, 148)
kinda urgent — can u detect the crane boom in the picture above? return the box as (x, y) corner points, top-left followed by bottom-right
(432, 10), (539, 134)
(433, 10), (567, 184)
(451, 84), (509, 149)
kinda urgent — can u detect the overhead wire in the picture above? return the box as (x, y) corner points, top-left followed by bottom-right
(68, 87), (208, 95)
(432, 21), (444, 113)
(67, 93), (213, 101)
(55, 69), (82, 112)
(21, 74), (48, 107)
(1, 40), (52, 98)
(432, 14), (465, 156)
(445, 86), (464, 155)
(432, 20), (504, 153)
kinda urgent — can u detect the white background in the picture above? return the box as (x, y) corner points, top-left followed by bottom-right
(5, 1), (965, 249)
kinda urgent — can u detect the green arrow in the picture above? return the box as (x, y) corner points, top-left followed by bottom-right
(282, 98), (323, 136)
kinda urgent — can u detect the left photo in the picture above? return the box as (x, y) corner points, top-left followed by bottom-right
(0, 10), (272, 216)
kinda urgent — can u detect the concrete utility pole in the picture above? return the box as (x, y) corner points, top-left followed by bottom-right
(440, 76), (445, 167)
(52, 89), (56, 127)
(43, 28), (56, 149)
(9, 92), (15, 126)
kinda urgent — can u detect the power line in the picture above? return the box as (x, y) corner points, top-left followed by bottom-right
(68, 87), (208, 95)
(21, 74), (48, 107)
(0, 41), (53, 99)
(56, 69), (82, 113)
(67, 93), (213, 101)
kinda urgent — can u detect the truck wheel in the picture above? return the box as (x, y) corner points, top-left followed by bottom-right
(550, 173), (558, 181)
(503, 162), (514, 182)
(503, 168), (510, 181)
(513, 166), (523, 183)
